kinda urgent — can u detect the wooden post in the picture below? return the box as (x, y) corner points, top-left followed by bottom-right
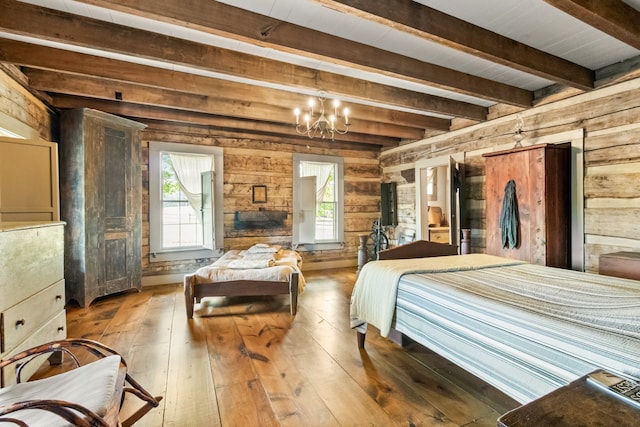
(357, 234), (368, 276)
(289, 272), (299, 315)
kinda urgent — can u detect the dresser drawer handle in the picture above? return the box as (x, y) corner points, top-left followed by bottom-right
(56, 295), (63, 301)
(58, 326), (65, 332)
(16, 319), (25, 327)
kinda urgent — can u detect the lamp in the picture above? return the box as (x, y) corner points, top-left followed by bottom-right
(293, 96), (350, 140)
(513, 114), (525, 147)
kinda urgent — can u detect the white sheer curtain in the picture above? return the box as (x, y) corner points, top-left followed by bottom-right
(301, 161), (334, 203)
(167, 152), (213, 215)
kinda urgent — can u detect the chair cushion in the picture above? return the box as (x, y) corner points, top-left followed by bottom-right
(0, 355), (122, 426)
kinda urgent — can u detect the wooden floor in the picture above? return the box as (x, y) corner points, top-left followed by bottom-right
(55, 268), (519, 426)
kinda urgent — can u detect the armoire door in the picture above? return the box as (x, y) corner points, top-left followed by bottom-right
(100, 126), (141, 297)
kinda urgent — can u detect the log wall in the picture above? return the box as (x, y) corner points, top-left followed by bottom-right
(140, 124), (380, 278)
(0, 67), (54, 140)
(5, 66), (639, 279)
(381, 77), (640, 273)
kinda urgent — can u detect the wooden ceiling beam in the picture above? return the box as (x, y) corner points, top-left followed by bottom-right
(0, 0), (485, 121)
(24, 68), (426, 140)
(49, 94), (399, 147)
(68, 0), (532, 107)
(544, 0), (640, 50)
(140, 119), (385, 152)
(0, 39), (463, 127)
(313, 0), (595, 90)
(35, 64), (448, 131)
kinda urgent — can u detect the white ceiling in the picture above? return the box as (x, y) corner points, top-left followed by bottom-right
(13, 0), (640, 116)
(3, 0), (640, 146)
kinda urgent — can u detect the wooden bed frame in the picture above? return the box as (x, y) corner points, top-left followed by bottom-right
(358, 240), (458, 348)
(183, 271), (300, 319)
(377, 239), (458, 260)
(354, 242), (640, 404)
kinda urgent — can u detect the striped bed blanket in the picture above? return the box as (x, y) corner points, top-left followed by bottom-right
(350, 254), (640, 402)
(350, 254), (523, 336)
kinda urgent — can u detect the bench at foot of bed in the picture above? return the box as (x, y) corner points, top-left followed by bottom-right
(184, 271), (299, 319)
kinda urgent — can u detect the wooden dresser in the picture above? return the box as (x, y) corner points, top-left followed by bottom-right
(599, 252), (640, 281)
(0, 221), (67, 386)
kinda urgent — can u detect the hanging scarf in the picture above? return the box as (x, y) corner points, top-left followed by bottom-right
(499, 179), (519, 249)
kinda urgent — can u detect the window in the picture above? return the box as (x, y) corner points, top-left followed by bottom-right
(292, 153), (344, 250)
(149, 142), (223, 261)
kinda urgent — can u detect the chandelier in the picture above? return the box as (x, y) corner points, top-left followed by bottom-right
(293, 96), (350, 140)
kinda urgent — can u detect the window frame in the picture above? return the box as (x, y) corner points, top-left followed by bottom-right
(292, 153), (344, 251)
(149, 141), (224, 262)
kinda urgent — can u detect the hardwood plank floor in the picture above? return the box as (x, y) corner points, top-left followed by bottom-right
(56, 268), (519, 426)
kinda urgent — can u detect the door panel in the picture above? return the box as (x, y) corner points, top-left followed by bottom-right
(449, 156), (459, 247)
(103, 127), (134, 293)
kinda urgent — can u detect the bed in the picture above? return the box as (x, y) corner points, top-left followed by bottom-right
(184, 244), (304, 318)
(350, 242), (640, 404)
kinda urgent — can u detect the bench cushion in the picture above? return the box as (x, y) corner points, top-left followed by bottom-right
(0, 355), (122, 426)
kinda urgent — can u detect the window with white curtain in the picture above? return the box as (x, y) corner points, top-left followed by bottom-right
(292, 153), (344, 250)
(149, 142), (223, 262)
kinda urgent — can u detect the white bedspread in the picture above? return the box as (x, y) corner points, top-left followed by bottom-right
(350, 254), (523, 337)
(193, 249), (305, 290)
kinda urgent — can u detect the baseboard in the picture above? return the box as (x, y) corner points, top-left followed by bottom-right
(142, 273), (184, 287)
(300, 259), (358, 271)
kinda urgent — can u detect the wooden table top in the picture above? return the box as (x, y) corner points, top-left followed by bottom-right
(498, 370), (640, 427)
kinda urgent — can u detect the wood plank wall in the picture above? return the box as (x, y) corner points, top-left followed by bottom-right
(0, 69), (382, 280)
(0, 67), (54, 141)
(5, 65), (639, 278)
(381, 77), (640, 273)
(141, 123), (381, 278)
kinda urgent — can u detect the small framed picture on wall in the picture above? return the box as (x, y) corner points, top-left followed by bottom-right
(252, 185), (267, 203)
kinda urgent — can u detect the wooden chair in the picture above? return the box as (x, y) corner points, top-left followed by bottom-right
(0, 339), (162, 426)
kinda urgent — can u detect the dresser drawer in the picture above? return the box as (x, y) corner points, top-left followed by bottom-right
(0, 223), (64, 312)
(428, 227), (450, 244)
(1, 310), (66, 386)
(1, 279), (65, 353)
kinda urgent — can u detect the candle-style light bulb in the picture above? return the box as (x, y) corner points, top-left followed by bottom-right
(294, 107), (300, 125)
(307, 98), (315, 117)
(343, 107), (350, 125)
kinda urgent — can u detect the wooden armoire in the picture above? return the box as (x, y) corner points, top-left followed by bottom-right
(60, 109), (146, 307)
(483, 144), (570, 268)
